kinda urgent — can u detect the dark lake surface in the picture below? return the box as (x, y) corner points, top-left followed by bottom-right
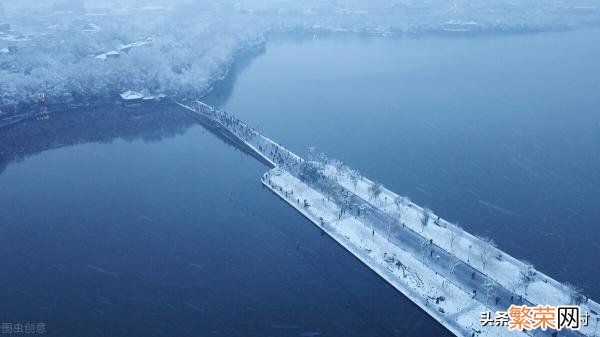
(1, 28), (599, 337)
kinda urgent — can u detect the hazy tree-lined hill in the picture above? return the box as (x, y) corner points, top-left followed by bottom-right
(1, 0), (599, 108)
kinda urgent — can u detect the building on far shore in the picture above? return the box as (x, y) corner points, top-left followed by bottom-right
(95, 50), (120, 60)
(120, 90), (144, 107)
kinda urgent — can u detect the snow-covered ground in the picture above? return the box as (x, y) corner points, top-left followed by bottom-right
(2, 0), (600, 107)
(264, 163), (599, 337)
(320, 164), (600, 323)
(263, 168), (527, 337)
(95, 38), (153, 60)
(180, 102), (599, 337)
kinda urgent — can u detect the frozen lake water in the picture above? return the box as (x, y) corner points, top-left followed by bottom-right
(1, 28), (599, 336)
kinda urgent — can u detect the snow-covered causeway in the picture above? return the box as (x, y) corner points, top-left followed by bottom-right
(179, 101), (599, 337)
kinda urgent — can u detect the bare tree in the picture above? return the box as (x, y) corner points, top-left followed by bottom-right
(321, 176), (340, 201)
(386, 218), (397, 243)
(449, 225), (462, 253)
(519, 261), (536, 296)
(333, 160), (345, 175)
(349, 170), (360, 191)
(368, 182), (383, 202)
(315, 152), (328, 165)
(420, 239), (429, 264)
(394, 196), (410, 218)
(480, 247), (490, 271)
(477, 236), (497, 271)
(420, 207), (431, 232)
(299, 160), (321, 183)
(483, 279), (495, 310)
(566, 283), (586, 305)
(307, 146), (316, 161)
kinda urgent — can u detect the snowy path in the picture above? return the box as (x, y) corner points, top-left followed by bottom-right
(320, 164), (600, 331)
(263, 168), (527, 337)
(178, 101), (599, 337)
